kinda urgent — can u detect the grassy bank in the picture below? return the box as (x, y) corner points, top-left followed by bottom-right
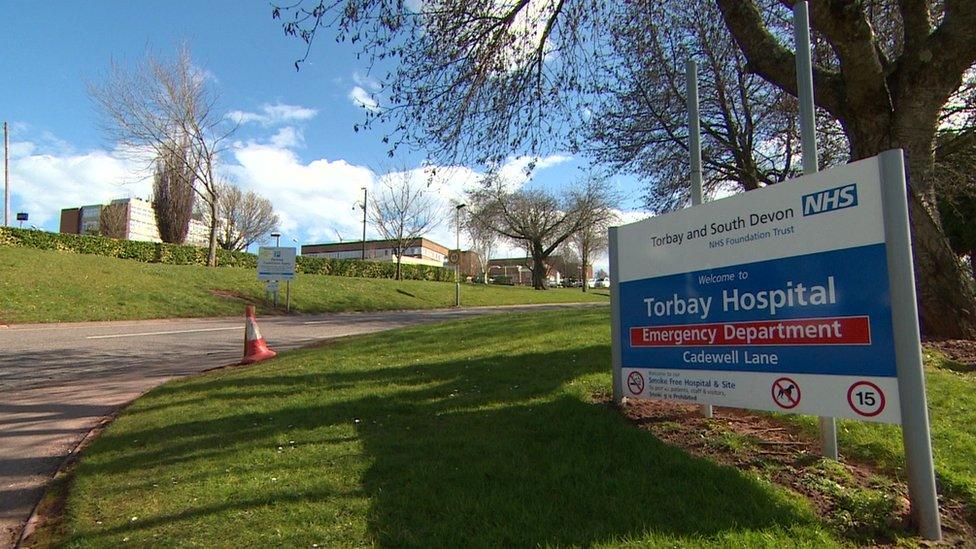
(55, 309), (835, 547)
(783, 349), (976, 518)
(0, 246), (606, 324)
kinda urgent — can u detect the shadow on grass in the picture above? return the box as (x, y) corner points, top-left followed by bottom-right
(63, 315), (822, 546)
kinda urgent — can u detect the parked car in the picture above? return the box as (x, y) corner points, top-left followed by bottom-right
(594, 277), (611, 288)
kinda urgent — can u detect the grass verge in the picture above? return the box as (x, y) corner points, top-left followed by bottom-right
(0, 246), (607, 324)
(53, 309), (835, 547)
(779, 348), (976, 520)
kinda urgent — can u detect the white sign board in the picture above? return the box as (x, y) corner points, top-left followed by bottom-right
(612, 155), (903, 423)
(257, 247), (296, 281)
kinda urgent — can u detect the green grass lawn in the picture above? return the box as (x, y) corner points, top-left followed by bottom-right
(56, 309), (836, 547)
(782, 349), (976, 518)
(0, 246), (607, 324)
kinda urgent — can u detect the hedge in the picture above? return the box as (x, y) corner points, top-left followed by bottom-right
(0, 227), (454, 282)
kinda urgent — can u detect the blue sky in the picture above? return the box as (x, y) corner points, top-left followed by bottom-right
(1, 1), (646, 262)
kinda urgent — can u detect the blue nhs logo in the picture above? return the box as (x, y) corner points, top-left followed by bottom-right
(801, 183), (858, 216)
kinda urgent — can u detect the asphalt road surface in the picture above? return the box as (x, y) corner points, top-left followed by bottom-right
(0, 303), (604, 547)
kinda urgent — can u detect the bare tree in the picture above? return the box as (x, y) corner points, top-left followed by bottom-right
(463, 208), (498, 284)
(98, 202), (128, 239)
(216, 183), (280, 252)
(570, 219), (611, 293)
(715, 0), (976, 337)
(590, 1), (848, 212)
(89, 45), (235, 266)
(368, 171), (442, 280)
(468, 175), (617, 290)
(152, 139), (196, 244)
(274, 0), (976, 338)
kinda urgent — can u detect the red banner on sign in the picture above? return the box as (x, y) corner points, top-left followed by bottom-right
(630, 316), (871, 347)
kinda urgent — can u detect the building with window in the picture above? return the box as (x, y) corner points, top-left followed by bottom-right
(486, 254), (592, 286)
(59, 197), (210, 246)
(301, 238), (451, 267)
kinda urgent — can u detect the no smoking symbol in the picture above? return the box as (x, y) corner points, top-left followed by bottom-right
(627, 371), (644, 395)
(848, 381), (886, 417)
(771, 377), (801, 409)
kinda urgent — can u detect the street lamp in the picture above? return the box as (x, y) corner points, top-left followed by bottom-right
(360, 187), (367, 259)
(271, 231), (281, 246)
(455, 203), (466, 307)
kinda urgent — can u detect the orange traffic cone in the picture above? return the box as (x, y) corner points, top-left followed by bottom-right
(241, 305), (277, 365)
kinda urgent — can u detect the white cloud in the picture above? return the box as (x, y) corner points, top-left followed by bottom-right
(8, 142), (151, 226)
(614, 209), (650, 226)
(496, 154), (571, 184)
(227, 103), (318, 126)
(352, 72), (382, 92)
(10, 127), (578, 261)
(348, 86), (380, 113)
(269, 127), (304, 149)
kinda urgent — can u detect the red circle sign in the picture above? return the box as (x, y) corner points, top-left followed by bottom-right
(627, 371), (644, 395)
(771, 377), (801, 409)
(847, 381), (886, 417)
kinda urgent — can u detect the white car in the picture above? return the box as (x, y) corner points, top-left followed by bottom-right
(594, 277), (611, 288)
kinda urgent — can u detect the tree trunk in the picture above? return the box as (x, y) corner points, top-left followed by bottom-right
(530, 244), (547, 290)
(910, 191), (976, 338)
(395, 256), (402, 280)
(581, 249), (588, 293)
(970, 247), (975, 282)
(846, 116), (976, 339)
(207, 196), (218, 267)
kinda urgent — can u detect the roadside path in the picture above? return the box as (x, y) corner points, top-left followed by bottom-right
(0, 303), (605, 547)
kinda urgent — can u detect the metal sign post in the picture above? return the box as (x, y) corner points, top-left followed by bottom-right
(794, 0), (838, 461)
(879, 150), (941, 541)
(686, 59), (712, 419)
(609, 225), (623, 404)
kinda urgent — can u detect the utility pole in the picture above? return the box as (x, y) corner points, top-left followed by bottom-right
(455, 203), (466, 307)
(361, 187), (368, 260)
(793, 0), (838, 462)
(4, 121), (9, 227)
(686, 60), (712, 419)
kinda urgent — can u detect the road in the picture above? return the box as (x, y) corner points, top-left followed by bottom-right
(0, 303), (604, 547)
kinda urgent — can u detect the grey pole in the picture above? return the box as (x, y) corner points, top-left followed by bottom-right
(686, 60), (713, 418)
(3, 121), (9, 227)
(361, 187), (367, 260)
(609, 226), (623, 405)
(794, 2), (819, 175)
(455, 204), (465, 307)
(686, 61), (704, 207)
(879, 149), (942, 541)
(794, 0), (838, 460)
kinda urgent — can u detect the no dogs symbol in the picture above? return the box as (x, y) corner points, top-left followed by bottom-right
(771, 377), (801, 409)
(627, 371), (644, 395)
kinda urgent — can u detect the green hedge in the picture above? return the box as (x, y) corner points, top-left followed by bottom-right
(0, 227), (453, 282)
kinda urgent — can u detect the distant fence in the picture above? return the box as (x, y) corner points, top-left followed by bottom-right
(0, 228), (454, 282)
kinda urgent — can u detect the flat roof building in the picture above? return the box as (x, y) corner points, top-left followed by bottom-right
(302, 237), (451, 267)
(59, 197), (210, 247)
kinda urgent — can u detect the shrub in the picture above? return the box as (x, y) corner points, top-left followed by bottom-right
(0, 227), (452, 281)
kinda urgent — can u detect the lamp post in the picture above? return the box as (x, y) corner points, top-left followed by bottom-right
(360, 187), (367, 259)
(455, 203), (466, 307)
(271, 231), (281, 247)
